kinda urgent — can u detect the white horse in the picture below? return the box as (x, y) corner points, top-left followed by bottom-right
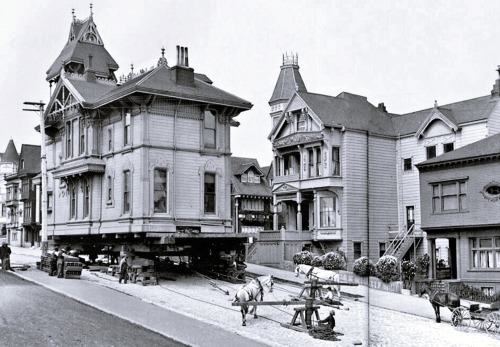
(234, 275), (274, 326)
(295, 264), (341, 301)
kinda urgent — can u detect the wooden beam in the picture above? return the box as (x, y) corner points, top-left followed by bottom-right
(232, 300), (308, 307)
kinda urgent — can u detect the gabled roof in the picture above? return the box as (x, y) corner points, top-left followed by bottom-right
(46, 16), (118, 81)
(1, 140), (19, 163)
(417, 132), (500, 168)
(271, 91), (396, 137)
(230, 157), (271, 198)
(414, 107), (460, 138)
(392, 96), (495, 137)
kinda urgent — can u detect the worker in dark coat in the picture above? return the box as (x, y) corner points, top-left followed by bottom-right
(0, 242), (14, 271)
(318, 310), (336, 331)
(49, 247), (58, 276)
(56, 252), (65, 278)
(118, 255), (129, 284)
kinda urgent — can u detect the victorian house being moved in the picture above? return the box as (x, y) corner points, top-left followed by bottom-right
(40, 9), (252, 263)
(265, 54), (500, 275)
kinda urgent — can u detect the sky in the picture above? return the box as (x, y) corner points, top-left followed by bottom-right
(1, 0), (500, 166)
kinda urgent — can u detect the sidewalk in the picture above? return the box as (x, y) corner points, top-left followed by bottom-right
(9, 246), (452, 339)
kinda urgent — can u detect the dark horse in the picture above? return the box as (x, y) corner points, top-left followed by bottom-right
(420, 283), (460, 323)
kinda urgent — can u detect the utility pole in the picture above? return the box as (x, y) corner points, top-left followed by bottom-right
(23, 101), (47, 256)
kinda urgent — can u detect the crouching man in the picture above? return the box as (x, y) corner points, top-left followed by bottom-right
(318, 310), (335, 332)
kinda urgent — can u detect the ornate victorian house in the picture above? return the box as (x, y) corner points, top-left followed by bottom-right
(4, 144), (41, 247)
(41, 10), (252, 256)
(230, 157), (272, 233)
(266, 54), (500, 271)
(0, 140), (19, 239)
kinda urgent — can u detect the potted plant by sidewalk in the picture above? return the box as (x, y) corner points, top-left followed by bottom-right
(401, 260), (416, 295)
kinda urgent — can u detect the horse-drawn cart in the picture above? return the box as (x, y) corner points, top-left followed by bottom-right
(451, 302), (500, 334)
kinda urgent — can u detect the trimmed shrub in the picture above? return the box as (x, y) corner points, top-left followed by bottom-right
(353, 256), (375, 277)
(311, 254), (325, 267)
(375, 255), (399, 282)
(323, 252), (346, 270)
(293, 251), (314, 265)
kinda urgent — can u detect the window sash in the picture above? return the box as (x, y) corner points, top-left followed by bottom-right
(154, 169), (167, 213)
(319, 197), (335, 227)
(471, 237), (500, 269)
(204, 111), (216, 148)
(123, 171), (131, 213)
(204, 173), (216, 213)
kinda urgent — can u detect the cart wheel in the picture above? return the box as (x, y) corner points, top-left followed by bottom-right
(451, 307), (471, 331)
(485, 312), (500, 335)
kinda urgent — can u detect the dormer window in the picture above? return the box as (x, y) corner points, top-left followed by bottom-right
(443, 142), (454, 153)
(241, 174), (247, 183)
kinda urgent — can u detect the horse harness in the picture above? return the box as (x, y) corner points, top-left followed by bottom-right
(238, 278), (264, 302)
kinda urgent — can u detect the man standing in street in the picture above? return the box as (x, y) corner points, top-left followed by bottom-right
(0, 242), (14, 272)
(119, 255), (129, 284)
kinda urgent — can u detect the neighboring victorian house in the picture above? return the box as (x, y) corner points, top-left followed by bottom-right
(0, 140), (19, 240)
(417, 132), (500, 292)
(40, 9), (252, 255)
(230, 157), (272, 233)
(265, 53), (500, 270)
(4, 144), (41, 247)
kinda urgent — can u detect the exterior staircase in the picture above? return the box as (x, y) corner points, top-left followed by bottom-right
(384, 224), (422, 261)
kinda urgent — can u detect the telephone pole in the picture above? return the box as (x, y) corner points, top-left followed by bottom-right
(23, 101), (47, 256)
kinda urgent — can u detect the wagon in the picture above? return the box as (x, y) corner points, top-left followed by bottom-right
(451, 302), (500, 334)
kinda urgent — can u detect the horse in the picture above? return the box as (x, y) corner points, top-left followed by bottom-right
(234, 275), (274, 326)
(420, 283), (460, 323)
(295, 264), (341, 301)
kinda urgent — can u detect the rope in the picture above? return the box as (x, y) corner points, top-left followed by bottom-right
(308, 327), (342, 341)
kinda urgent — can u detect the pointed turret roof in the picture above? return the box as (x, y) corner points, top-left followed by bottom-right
(269, 53), (307, 105)
(1, 139), (19, 164)
(46, 9), (118, 82)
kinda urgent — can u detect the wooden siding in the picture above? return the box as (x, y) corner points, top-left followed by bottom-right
(487, 100), (500, 135)
(368, 136), (398, 261)
(342, 131), (369, 258)
(420, 161), (500, 229)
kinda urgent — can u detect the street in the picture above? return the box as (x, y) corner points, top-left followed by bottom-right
(7, 250), (500, 346)
(0, 271), (186, 347)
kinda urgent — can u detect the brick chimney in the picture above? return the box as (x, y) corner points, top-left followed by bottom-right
(171, 46), (194, 87)
(491, 66), (500, 99)
(84, 54), (96, 83)
(377, 102), (387, 113)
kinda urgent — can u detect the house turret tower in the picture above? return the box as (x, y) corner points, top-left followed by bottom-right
(45, 5), (119, 84)
(268, 53), (307, 127)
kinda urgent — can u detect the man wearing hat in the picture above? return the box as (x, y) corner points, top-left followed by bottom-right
(118, 255), (129, 284)
(318, 309), (336, 332)
(0, 242), (14, 272)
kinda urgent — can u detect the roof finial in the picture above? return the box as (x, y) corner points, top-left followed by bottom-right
(434, 100), (438, 108)
(157, 46), (168, 67)
(131, 63), (134, 74)
(72, 8), (76, 22)
(90, 3), (93, 17)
